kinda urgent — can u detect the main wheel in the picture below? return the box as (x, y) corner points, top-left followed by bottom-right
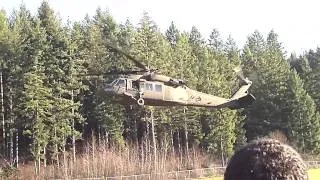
(137, 98), (144, 106)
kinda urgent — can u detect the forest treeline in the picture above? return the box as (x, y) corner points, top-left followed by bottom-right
(0, 1), (320, 172)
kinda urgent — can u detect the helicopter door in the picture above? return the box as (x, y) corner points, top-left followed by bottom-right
(154, 84), (164, 100)
(139, 82), (163, 100)
(126, 79), (132, 90)
(125, 79), (138, 97)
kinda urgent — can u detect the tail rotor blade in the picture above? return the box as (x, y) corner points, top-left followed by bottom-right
(233, 66), (252, 84)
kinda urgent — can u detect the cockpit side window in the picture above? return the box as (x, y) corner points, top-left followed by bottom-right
(116, 79), (126, 87)
(140, 82), (145, 91)
(146, 83), (153, 91)
(109, 79), (118, 86)
(155, 84), (162, 92)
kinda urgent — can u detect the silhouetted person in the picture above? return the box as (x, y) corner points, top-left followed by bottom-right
(224, 138), (308, 180)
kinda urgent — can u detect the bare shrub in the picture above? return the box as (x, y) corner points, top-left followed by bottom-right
(17, 139), (214, 179)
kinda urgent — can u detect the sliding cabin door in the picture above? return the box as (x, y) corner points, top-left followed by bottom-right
(139, 82), (164, 100)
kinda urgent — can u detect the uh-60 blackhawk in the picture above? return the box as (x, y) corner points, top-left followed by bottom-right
(100, 44), (255, 110)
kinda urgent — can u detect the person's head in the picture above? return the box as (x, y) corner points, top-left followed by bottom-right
(224, 138), (308, 180)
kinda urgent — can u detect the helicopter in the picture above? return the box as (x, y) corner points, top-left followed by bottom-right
(101, 44), (255, 110)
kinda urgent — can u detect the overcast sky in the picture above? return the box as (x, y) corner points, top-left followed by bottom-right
(2, 0), (320, 55)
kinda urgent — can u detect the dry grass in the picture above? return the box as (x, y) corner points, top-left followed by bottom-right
(14, 141), (215, 179)
(4, 139), (320, 179)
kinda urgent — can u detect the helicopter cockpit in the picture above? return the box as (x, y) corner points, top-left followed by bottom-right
(114, 78), (126, 87)
(104, 78), (136, 94)
(105, 78), (125, 92)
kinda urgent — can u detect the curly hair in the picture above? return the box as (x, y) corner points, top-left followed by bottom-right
(224, 138), (308, 180)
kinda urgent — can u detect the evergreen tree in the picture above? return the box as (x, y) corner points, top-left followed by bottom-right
(0, 9), (9, 157)
(208, 28), (223, 51)
(2, 2), (320, 170)
(37, 2), (86, 162)
(224, 35), (240, 64)
(243, 30), (320, 152)
(299, 48), (320, 110)
(288, 53), (311, 76)
(22, 34), (53, 172)
(80, 8), (127, 145)
(306, 48), (320, 69)
(8, 5), (53, 170)
(165, 21), (180, 46)
(199, 49), (239, 159)
(6, 5), (41, 166)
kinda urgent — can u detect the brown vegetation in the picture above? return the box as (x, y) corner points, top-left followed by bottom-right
(14, 140), (214, 179)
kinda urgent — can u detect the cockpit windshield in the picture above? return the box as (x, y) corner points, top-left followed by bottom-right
(115, 79), (126, 87)
(109, 79), (118, 86)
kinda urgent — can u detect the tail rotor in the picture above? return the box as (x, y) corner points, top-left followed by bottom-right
(233, 66), (252, 85)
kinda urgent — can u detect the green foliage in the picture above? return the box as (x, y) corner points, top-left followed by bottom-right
(208, 28), (223, 51)
(1, 2), (320, 169)
(166, 21), (180, 46)
(94, 102), (124, 144)
(291, 48), (320, 111)
(243, 30), (320, 153)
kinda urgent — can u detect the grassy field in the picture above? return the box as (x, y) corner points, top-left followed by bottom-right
(309, 169), (320, 179)
(196, 168), (320, 180)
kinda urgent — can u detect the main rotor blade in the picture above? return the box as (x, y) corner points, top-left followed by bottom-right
(85, 69), (147, 77)
(104, 69), (146, 75)
(106, 43), (148, 71)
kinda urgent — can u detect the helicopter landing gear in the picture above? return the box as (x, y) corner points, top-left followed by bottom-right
(136, 91), (144, 106)
(137, 98), (144, 106)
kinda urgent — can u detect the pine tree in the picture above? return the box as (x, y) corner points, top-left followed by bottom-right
(223, 35), (246, 148)
(37, 2), (86, 163)
(199, 49), (239, 160)
(306, 48), (320, 69)
(10, 8), (53, 171)
(22, 42), (53, 173)
(165, 21), (180, 46)
(80, 7), (127, 145)
(170, 33), (201, 154)
(208, 28), (223, 51)
(132, 12), (166, 159)
(224, 35), (240, 64)
(63, 22), (88, 161)
(0, 9), (9, 158)
(243, 30), (320, 152)
(286, 71), (320, 153)
(300, 48), (320, 110)
(6, 5), (41, 167)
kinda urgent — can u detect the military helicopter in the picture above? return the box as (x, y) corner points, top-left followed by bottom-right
(102, 44), (255, 110)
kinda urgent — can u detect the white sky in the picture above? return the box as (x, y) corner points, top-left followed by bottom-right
(1, 0), (320, 55)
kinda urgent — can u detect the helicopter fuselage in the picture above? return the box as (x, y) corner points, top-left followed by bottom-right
(101, 42), (255, 109)
(104, 77), (255, 109)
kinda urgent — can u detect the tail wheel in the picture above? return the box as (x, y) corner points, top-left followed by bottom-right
(137, 98), (144, 106)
